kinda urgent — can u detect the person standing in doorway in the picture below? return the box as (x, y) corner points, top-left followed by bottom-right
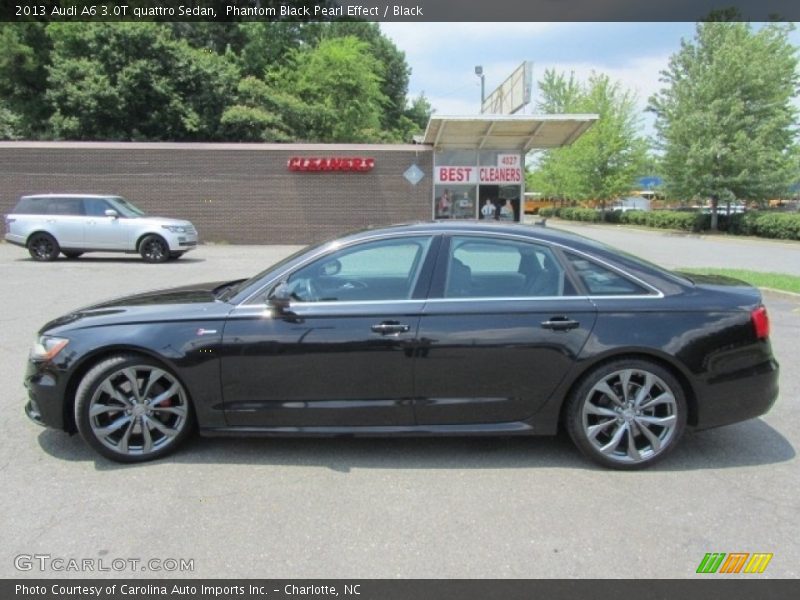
(480, 199), (496, 220)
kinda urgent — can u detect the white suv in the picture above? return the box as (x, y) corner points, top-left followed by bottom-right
(4, 194), (199, 263)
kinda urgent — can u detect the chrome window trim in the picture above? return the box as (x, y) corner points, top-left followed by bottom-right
(237, 228), (665, 308)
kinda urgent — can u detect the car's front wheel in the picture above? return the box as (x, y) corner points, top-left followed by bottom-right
(565, 359), (687, 469)
(139, 235), (169, 263)
(27, 233), (60, 261)
(74, 355), (194, 462)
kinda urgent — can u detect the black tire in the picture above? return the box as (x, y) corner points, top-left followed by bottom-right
(565, 358), (687, 470)
(27, 233), (60, 261)
(74, 354), (194, 463)
(168, 251), (185, 260)
(62, 251), (83, 259)
(139, 234), (169, 263)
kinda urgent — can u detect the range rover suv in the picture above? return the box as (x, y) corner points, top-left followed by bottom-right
(4, 194), (198, 263)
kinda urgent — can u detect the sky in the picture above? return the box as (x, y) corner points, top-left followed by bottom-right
(379, 22), (800, 137)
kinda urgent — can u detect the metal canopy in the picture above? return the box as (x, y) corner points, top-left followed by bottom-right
(422, 114), (599, 151)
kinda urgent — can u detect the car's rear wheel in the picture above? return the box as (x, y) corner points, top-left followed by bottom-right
(62, 251), (83, 259)
(139, 235), (169, 263)
(566, 359), (687, 469)
(27, 233), (60, 261)
(74, 355), (193, 463)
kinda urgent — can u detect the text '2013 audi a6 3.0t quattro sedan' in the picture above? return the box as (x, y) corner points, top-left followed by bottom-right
(23, 222), (779, 468)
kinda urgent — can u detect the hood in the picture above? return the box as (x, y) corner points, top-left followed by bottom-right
(139, 216), (195, 228)
(40, 280), (241, 333)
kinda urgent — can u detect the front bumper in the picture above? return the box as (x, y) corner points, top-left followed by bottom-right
(24, 359), (70, 431)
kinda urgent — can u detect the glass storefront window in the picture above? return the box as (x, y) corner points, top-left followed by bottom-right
(435, 185), (475, 219)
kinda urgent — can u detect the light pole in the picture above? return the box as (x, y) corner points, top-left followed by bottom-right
(475, 65), (485, 112)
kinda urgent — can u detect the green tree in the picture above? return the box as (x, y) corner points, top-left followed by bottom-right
(649, 20), (799, 228)
(529, 70), (647, 208)
(45, 23), (239, 141)
(0, 23), (51, 138)
(276, 36), (388, 142)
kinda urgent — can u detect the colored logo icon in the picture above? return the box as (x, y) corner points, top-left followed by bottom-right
(696, 553), (773, 574)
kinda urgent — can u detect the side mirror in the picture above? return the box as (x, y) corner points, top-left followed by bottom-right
(105, 209), (119, 219)
(267, 281), (292, 313)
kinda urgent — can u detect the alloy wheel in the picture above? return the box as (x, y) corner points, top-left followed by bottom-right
(88, 365), (189, 457)
(581, 368), (679, 465)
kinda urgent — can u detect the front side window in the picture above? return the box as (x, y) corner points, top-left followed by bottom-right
(565, 252), (649, 296)
(84, 198), (112, 216)
(279, 236), (433, 303)
(445, 236), (570, 298)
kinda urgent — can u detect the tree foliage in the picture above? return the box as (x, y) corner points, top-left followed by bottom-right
(528, 70), (647, 203)
(0, 21), (429, 143)
(648, 20), (799, 227)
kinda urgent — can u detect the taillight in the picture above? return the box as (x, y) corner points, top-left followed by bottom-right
(751, 306), (770, 340)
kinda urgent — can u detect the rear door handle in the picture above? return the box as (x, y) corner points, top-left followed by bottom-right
(371, 321), (411, 335)
(541, 316), (580, 331)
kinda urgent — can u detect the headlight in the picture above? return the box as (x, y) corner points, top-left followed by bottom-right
(30, 336), (69, 361)
(161, 225), (187, 233)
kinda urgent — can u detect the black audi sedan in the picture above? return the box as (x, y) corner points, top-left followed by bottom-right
(24, 222), (779, 468)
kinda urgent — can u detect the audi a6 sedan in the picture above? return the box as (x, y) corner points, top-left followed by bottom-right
(23, 222), (779, 468)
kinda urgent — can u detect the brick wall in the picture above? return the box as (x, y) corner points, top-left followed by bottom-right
(0, 142), (434, 244)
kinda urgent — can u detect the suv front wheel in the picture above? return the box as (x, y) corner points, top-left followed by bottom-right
(28, 233), (60, 261)
(139, 234), (169, 263)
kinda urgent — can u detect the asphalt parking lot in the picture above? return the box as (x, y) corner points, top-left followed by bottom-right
(1, 229), (798, 579)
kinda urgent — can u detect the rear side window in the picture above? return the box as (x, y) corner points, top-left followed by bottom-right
(11, 197), (47, 215)
(11, 197), (84, 216)
(445, 236), (574, 298)
(565, 252), (650, 296)
(44, 198), (84, 216)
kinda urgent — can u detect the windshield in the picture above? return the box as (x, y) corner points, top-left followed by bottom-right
(107, 196), (147, 218)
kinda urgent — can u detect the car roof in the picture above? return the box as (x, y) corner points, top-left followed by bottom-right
(337, 220), (600, 250)
(20, 194), (121, 200)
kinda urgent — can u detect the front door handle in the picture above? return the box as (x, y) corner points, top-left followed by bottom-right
(541, 316), (580, 331)
(371, 321), (411, 335)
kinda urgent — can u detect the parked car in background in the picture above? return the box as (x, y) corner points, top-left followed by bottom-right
(23, 222), (778, 468)
(4, 194), (198, 263)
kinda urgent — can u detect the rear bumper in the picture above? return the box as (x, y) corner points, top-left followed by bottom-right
(4, 233), (26, 247)
(693, 359), (779, 430)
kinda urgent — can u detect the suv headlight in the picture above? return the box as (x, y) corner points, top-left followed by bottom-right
(30, 335), (69, 361)
(161, 225), (187, 233)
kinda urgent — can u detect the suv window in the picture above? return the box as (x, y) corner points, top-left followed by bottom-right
(445, 236), (572, 298)
(11, 197), (47, 215)
(84, 198), (112, 216)
(44, 197), (84, 216)
(565, 252), (649, 296)
(279, 236), (433, 303)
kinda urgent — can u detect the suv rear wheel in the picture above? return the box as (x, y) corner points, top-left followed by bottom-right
(28, 233), (60, 261)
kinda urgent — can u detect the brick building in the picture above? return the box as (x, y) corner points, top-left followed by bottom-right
(0, 115), (596, 244)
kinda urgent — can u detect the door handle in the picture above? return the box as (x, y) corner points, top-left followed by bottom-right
(541, 316), (580, 331)
(371, 321), (411, 335)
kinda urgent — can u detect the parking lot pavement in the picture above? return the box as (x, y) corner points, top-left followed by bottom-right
(543, 220), (800, 276)
(1, 241), (798, 579)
